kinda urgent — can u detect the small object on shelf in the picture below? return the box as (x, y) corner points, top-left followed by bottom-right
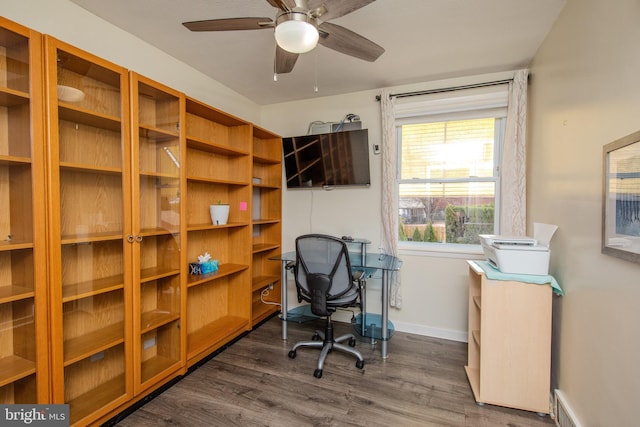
(200, 260), (219, 274)
(188, 260), (219, 275)
(57, 84), (85, 102)
(198, 252), (212, 263)
(190, 252), (219, 275)
(189, 262), (202, 275)
(209, 202), (230, 225)
(341, 235), (353, 241)
(478, 223), (558, 275)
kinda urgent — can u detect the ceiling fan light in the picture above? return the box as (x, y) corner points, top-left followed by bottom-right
(275, 12), (319, 54)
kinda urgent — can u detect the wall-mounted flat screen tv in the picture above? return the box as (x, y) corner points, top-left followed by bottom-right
(283, 129), (371, 189)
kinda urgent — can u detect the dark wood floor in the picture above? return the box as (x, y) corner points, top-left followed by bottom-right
(114, 316), (555, 427)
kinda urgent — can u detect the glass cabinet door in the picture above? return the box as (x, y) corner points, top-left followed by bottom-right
(130, 72), (184, 394)
(0, 18), (48, 405)
(45, 37), (131, 425)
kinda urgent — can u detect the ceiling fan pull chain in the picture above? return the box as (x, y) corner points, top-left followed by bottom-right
(314, 48), (319, 92)
(274, 45), (279, 82)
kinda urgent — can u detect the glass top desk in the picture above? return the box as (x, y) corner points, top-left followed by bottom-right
(271, 251), (402, 359)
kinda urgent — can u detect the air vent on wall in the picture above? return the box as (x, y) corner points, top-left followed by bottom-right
(554, 390), (583, 427)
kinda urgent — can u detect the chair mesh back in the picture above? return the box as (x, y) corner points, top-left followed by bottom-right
(295, 234), (353, 300)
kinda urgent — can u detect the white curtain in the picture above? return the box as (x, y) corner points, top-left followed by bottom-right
(500, 69), (529, 236)
(378, 71), (528, 307)
(379, 88), (401, 308)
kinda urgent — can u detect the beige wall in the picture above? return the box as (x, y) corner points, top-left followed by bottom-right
(529, 0), (640, 424)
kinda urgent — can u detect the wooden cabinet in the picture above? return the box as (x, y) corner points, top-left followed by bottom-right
(183, 97), (253, 366)
(129, 72), (185, 394)
(45, 37), (132, 425)
(2, 16), (282, 423)
(465, 260), (552, 414)
(0, 18), (48, 404)
(251, 126), (282, 326)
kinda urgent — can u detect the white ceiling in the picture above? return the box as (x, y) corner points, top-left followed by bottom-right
(70, 0), (565, 105)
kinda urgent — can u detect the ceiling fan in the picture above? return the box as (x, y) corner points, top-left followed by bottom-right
(182, 0), (385, 75)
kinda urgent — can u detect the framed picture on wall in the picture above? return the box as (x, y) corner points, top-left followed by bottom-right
(602, 130), (640, 263)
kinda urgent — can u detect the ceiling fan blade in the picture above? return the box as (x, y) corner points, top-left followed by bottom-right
(318, 22), (384, 62)
(275, 45), (299, 74)
(309, 0), (376, 21)
(183, 17), (273, 32)
(265, 0), (296, 11)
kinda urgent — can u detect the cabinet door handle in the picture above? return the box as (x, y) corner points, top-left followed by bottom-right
(135, 234), (143, 243)
(127, 234), (135, 243)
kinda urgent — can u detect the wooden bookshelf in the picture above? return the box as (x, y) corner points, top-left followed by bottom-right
(0, 17), (48, 405)
(184, 97), (253, 366)
(251, 125), (282, 326)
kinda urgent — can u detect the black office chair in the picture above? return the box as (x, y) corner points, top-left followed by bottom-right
(287, 234), (365, 378)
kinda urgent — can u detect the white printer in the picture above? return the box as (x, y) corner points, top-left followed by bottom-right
(479, 223), (558, 276)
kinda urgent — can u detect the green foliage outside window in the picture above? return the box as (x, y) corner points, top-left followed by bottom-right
(445, 204), (494, 244)
(398, 219), (408, 241)
(399, 221), (440, 242)
(411, 227), (422, 242)
(424, 221), (438, 242)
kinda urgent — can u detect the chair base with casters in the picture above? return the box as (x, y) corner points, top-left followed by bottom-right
(288, 314), (364, 378)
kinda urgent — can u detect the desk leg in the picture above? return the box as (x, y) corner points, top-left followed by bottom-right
(381, 270), (389, 359)
(360, 280), (367, 337)
(281, 261), (288, 340)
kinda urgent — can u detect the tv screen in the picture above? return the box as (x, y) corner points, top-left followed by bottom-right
(283, 129), (371, 189)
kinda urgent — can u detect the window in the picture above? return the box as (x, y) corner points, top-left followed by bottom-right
(394, 85), (508, 247)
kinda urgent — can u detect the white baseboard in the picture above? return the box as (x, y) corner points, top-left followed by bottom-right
(392, 320), (468, 343)
(331, 311), (468, 343)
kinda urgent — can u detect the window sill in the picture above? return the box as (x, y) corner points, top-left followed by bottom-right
(398, 241), (484, 259)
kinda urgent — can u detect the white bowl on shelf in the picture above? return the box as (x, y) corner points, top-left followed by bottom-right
(57, 85), (85, 103)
